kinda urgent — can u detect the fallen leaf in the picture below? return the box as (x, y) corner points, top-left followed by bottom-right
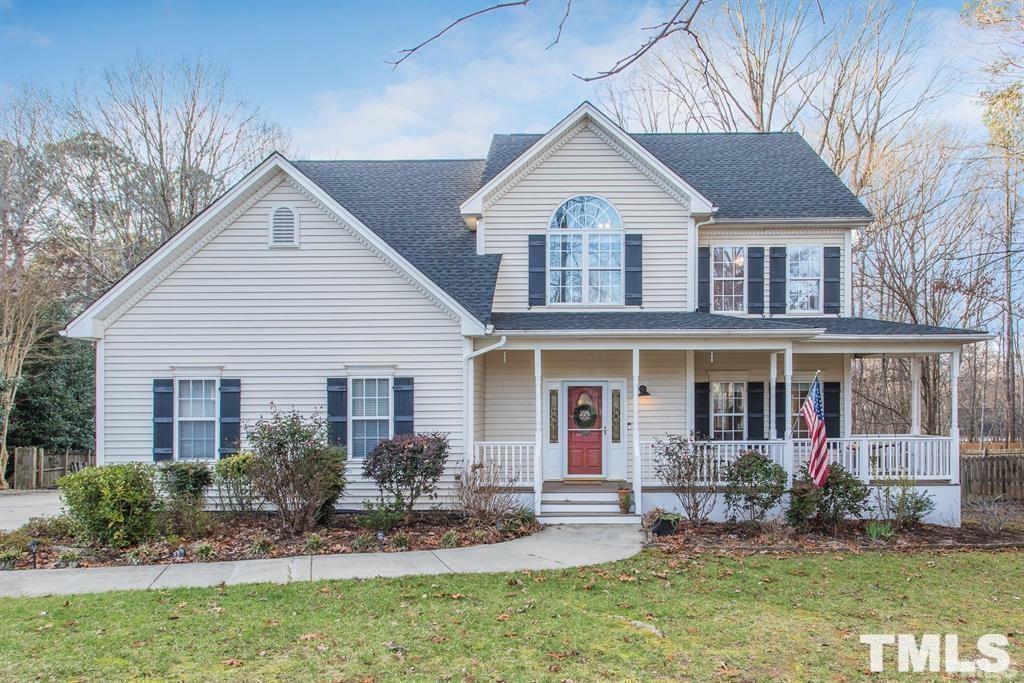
(222, 658), (243, 667)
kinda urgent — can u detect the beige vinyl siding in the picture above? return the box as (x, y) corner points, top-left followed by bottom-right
(479, 349), (688, 479)
(473, 354), (486, 442)
(101, 177), (466, 506)
(484, 125), (690, 312)
(699, 227), (848, 316)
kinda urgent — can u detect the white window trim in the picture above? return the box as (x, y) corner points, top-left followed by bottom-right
(347, 376), (394, 459)
(786, 245), (824, 315)
(173, 377), (220, 461)
(710, 380), (746, 441)
(267, 203), (300, 248)
(710, 245), (747, 314)
(546, 195), (625, 307)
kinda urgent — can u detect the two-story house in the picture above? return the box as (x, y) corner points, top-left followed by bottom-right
(64, 103), (987, 525)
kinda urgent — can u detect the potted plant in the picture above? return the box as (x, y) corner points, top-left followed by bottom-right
(617, 486), (633, 514)
(651, 512), (682, 536)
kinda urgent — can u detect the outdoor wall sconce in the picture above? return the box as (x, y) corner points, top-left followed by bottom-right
(638, 385), (651, 397)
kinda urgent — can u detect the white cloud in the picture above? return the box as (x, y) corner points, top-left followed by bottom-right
(291, 4), (664, 159)
(1, 24), (50, 47)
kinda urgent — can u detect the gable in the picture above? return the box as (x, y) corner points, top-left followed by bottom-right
(482, 124), (691, 312)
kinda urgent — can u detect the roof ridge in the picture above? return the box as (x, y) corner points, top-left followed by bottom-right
(294, 158), (485, 163)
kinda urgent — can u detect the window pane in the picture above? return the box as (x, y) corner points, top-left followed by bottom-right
(712, 247), (745, 312)
(549, 270), (583, 303)
(179, 420), (215, 460)
(548, 235), (582, 268)
(549, 195), (622, 231)
(588, 270), (622, 304)
(788, 247), (820, 278)
(588, 235), (622, 268)
(788, 280), (819, 312)
(352, 419), (388, 459)
(711, 382), (745, 440)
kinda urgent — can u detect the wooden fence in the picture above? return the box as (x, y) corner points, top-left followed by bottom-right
(961, 450), (1024, 501)
(11, 447), (95, 490)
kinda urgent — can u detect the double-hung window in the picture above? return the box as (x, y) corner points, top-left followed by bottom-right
(712, 246), (745, 312)
(350, 377), (392, 459)
(177, 379), (217, 460)
(548, 195), (624, 305)
(787, 246), (822, 313)
(790, 382), (812, 438)
(711, 381), (745, 441)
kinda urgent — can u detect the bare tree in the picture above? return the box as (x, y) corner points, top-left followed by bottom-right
(0, 88), (68, 487)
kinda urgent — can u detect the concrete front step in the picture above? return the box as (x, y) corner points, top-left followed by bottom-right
(538, 513), (642, 525)
(540, 491), (620, 503)
(541, 502), (622, 514)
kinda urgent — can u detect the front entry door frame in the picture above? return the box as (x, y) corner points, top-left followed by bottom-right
(560, 379), (616, 479)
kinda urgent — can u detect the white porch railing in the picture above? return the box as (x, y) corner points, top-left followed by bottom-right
(474, 441), (535, 486)
(480, 436), (954, 489)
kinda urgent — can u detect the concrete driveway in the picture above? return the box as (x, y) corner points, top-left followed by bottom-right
(0, 490), (63, 531)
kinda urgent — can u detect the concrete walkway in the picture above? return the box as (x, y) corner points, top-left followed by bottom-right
(0, 524), (643, 598)
(0, 490), (63, 531)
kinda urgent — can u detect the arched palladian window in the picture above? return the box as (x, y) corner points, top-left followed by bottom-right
(547, 195), (624, 305)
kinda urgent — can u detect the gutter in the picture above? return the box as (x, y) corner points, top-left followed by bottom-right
(489, 328), (825, 339)
(464, 335), (508, 359)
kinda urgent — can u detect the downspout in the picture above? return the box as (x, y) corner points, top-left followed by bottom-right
(464, 334), (507, 360)
(691, 215), (715, 311)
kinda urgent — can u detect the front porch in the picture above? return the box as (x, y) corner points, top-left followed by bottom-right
(466, 342), (964, 524)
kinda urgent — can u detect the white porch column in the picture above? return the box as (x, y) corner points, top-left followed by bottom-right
(783, 346), (794, 484)
(466, 345), (475, 467)
(843, 353), (853, 437)
(632, 347), (642, 513)
(950, 349), (961, 485)
(769, 352), (778, 440)
(686, 350), (695, 433)
(910, 355), (922, 435)
(533, 348), (543, 516)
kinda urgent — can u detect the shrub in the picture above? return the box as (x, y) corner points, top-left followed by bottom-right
(453, 463), (523, 526)
(723, 450), (788, 523)
(303, 532), (325, 554)
(786, 465), (869, 533)
(246, 409), (347, 535)
(21, 515), (75, 541)
(440, 529), (459, 548)
(193, 541), (216, 562)
(56, 550), (81, 568)
(350, 532), (376, 552)
(247, 536), (272, 557)
(391, 531), (411, 548)
(0, 548), (21, 570)
(362, 433), (449, 514)
(866, 520), (895, 541)
(125, 544), (155, 566)
(652, 433), (716, 525)
(502, 507), (537, 534)
(965, 496), (1022, 533)
(357, 500), (405, 533)
(59, 464), (161, 548)
(159, 461), (213, 538)
(872, 478), (936, 531)
(213, 452), (264, 514)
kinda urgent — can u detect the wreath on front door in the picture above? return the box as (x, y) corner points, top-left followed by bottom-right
(573, 403), (597, 429)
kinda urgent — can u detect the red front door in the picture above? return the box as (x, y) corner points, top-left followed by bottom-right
(567, 385), (603, 475)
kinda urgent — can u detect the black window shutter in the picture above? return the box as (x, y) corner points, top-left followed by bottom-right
(394, 377), (414, 435)
(153, 379), (174, 462)
(823, 246), (841, 314)
(824, 381), (841, 438)
(694, 382), (710, 439)
(747, 381), (765, 440)
(769, 246), (787, 314)
(747, 247), (764, 314)
(775, 381), (787, 439)
(624, 234), (643, 306)
(528, 234), (546, 307)
(327, 378), (348, 448)
(218, 379), (241, 457)
(697, 246), (710, 313)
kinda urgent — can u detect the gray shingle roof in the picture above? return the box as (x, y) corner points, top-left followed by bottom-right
(481, 132), (872, 220)
(490, 312), (984, 336)
(291, 160), (500, 322)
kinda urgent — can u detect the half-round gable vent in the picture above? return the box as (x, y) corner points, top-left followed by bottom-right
(270, 206), (298, 245)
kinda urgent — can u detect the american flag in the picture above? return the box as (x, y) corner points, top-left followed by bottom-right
(801, 375), (830, 487)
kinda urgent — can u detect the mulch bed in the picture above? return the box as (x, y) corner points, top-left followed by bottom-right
(3, 512), (540, 570)
(649, 519), (1024, 558)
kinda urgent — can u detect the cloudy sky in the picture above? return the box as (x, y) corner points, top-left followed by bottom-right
(0, 0), (996, 159)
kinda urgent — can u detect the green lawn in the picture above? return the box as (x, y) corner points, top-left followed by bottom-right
(1, 549), (1022, 681)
